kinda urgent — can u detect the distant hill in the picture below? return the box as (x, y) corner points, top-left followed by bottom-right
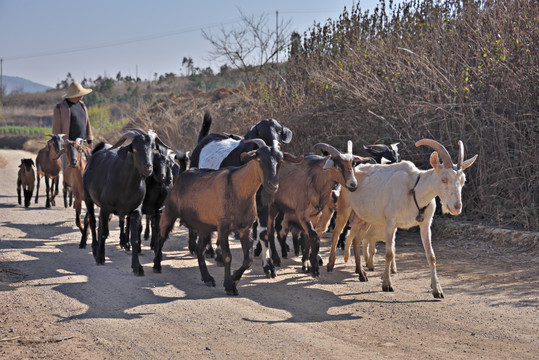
(1, 75), (52, 94)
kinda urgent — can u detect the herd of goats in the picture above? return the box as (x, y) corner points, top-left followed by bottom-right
(15, 112), (478, 299)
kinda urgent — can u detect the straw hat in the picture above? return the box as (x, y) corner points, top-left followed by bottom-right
(63, 81), (93, 99)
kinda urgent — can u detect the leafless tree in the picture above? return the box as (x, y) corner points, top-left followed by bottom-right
(202, 9), (292, 79)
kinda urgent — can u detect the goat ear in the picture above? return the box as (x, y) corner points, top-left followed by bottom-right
(429, 152), (443, 171)
(281, 126), (293, 144)
(283, 153), (303, 163)
(323, 157), (335, 170)
(240, 151), (257, 163)
(461, 154), (478, 170)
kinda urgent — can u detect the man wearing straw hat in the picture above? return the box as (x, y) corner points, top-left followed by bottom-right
(52, 81), (94, 146)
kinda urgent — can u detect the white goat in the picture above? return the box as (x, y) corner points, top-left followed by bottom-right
(327, 139), (477, 298)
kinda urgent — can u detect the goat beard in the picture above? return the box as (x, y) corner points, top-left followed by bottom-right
(260, 188), (275, 207)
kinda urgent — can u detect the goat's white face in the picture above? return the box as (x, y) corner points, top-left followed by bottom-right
(436, 168), (467, 215)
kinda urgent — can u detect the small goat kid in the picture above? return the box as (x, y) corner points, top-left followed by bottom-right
(35, 134), (63, 208)
(59, 138), (92, 233)
(17, 159), (35, 207)
(154, 139), (301, 295)
(327, 139), (477, 298)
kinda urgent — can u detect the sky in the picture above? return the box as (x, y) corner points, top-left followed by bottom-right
(0, 0), (383, 88)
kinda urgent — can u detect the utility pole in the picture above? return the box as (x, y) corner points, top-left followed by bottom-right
(0, 58), (3, 97)
(275, 11), (279, 64)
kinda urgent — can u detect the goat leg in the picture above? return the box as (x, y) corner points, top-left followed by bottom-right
(44, 176), (51, 208)
(153, 208), (177, 273)
(187, 229), (197, 255)
(79, 212), (90, 248)
(34, 174), (40, 204)
(144, 214), (150, 241)
(381, 227), (397, 292)
(196, 233), (215, 287)
(149, 213), (160, 250)
(219, 229), (238, 296)
(327, 207), (351, 272)
(24, 189), (32, 208)
(308, 229), (320, 278)
(232, 228), (254, 286)
(17, 179), (22, 205)
(129, 211), (144, 276)
(94, 209), (109, 265)
(352, 236), (368, 282)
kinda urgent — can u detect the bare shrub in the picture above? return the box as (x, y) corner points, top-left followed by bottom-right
(274, 0), (538, 230)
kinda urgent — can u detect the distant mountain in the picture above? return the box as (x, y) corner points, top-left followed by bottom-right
(1, 75), (52, 94)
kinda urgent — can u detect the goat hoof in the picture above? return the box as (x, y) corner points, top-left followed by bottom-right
(225, 287), (239, 296)
(302, 265), (310, 273)
(263, 264), (276, 278)
(133, 266), (144, 276)
(272, 255), (281, 267)
(318, 256), (323, 266)
(203, 278), (216, 287)
(78, 243), (86, 249)
(433, 292), (444, 299)
(359, 273), (368, 282)
(326, 263), (334, 272)
(310, 269), (320, 278)
(215, 254), (224, 267)
(153, 265), (162, 273)
(382, 285), (394, 292)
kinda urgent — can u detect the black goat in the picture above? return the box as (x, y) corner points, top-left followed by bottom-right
(80, 129), (163, 275)
(17, 158), (35, 208)
(188, 112), (293, 264)
(120, 147), (176, 252)
(363, 142), (400, 164)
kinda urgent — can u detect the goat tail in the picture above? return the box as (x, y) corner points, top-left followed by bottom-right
(198, 112), (212, 144)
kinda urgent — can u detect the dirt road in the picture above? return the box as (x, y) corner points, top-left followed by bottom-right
(0, 149), (537, 359)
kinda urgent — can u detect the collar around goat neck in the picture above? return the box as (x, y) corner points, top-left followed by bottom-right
(410, 174), (429, 222)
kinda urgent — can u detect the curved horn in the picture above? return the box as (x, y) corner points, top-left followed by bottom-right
(457, 140), (464, 170)
(109, 132), (137, 150)
(415, 139), (453, 168)
(244, 138), (267, 149)
(313, 143), (341, 157)
(155, 136), (172, 150)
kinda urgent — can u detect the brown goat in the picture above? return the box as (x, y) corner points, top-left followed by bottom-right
(17, 158), (35, 208)
(35, 134), (63, 208)
(265, 143), (370, 278)
(59, 139), (92, 233)
(153, 139), (302, 295)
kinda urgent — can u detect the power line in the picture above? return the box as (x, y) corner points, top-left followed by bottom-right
(2, 19), (240, 62)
